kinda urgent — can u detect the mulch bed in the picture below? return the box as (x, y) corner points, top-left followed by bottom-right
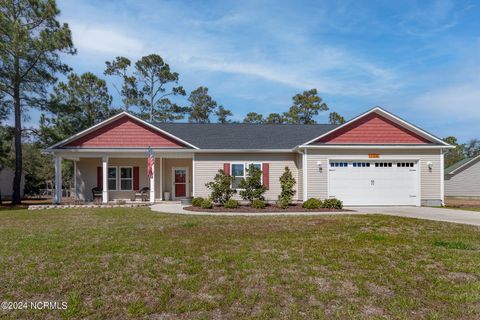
(184, 203), (350, 213)
(445, 198), (480, 208)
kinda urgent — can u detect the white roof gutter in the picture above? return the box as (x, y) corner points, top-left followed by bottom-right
(298, 144), (455, 149)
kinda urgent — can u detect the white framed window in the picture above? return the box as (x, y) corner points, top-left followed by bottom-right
(230, 162), (262, 190)
(374, 162), (393, 167)
(330, 162), (348, 167)
(352, 162), (370, 168)
(397, 162), (415, 168)
(119, 166), (133, 191)
(107, 167), (118, 191)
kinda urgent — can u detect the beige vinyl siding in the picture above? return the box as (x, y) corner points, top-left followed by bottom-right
(445, 159), (480, 197)
(76, 158), (150, 201)
(194, 153), (300, 201)
(305, 148), (442, 203)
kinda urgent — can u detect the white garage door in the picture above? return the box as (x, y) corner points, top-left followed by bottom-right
(329, 161), (419, 206)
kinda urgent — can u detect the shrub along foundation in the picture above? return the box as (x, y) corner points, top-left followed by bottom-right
(184, 203), (350, 213)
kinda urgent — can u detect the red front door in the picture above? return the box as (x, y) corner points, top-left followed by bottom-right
(174, 168), (187, 198)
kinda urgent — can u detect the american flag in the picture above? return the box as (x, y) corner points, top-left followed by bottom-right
(147, 146), (154, 178)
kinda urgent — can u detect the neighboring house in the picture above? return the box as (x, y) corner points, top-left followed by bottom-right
(445, 155), (480, 199)
(0, 167), (25, 200)
(45, 107), (453, 206)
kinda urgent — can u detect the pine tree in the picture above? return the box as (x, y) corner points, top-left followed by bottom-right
(0, 0), (75, 204)
(188, 87), (217, 123)
(216, 105), (232, 123)
(40, 72), (113, 146)
(135, 54), (187, 122)
(104, 56), (138, 112)
(329, 112), (346, 124)
(243, 112), (264, 124)
(284, 89), (328, 124)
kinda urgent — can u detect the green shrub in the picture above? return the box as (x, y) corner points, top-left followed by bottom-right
(302, 198), (322, 209)
(322, 198), (343, 209)
(205, 169), (236, 204)
(277, 197), (290, 209)
(224, 199), (240, 209)
(277, 166), (296, 208)
(200, 198), (213, 209)
(239, 164), (266, 203)
(192, 197), (204, 207)
(251, 199), (266, 209)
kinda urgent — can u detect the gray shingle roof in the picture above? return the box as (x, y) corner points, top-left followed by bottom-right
(445, 155), (480, 175)
(152, 122), (338, 149)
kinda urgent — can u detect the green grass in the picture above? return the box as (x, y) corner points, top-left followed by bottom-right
(433, 240), (475, 250)
(1, 208), (480, 319)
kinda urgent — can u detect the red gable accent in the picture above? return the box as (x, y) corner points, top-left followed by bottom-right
(65, 116), (186, 148)
(316, 113), (431, 144)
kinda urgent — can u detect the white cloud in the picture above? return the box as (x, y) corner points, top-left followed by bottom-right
(411, 83), (480, 118)
(398, 0), (471, 36)
(180, 54), (399, 96)
(59, 2), (399, 98)
(69, 21), (145, 56)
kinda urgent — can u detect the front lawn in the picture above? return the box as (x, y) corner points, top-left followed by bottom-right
(1, 208), (480, 319)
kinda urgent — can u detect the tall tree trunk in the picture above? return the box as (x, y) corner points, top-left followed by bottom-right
(150, 95), (154, 122)
(12, 56), (22, 204)
(124, 80), (129, 112)
(149, 78), (154, 122)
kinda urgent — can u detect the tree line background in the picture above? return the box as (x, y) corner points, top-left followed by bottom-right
(0, 0), (478, 204)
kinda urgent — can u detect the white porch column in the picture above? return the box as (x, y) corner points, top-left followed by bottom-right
(440, 149), (445, 206)
(150, 158), (155, 203)
(303, 148), (308, 201)
(54, 156), (62, 204)
(102, 156), (109, 203)
(73, 160), (77, 200)
(159, 157), (163, 200)
(192, 153), (196, 197)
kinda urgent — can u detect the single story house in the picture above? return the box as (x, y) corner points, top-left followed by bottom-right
(46, 107), (453, 206)
(445, 155), (480, 199)
(0, 167), (24, 200)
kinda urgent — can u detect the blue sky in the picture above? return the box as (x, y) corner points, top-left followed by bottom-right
(31, 0), (480, 142)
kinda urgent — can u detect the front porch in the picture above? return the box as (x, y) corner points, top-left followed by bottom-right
(53, 153), (194, 204)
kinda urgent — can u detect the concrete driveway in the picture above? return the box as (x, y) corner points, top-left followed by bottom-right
(151, 204), (480, 226)
(351, 206), (480, 226)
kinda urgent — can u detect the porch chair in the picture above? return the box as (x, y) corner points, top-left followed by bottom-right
(134, 187), (150, 202)
(92, 187), (103, 203)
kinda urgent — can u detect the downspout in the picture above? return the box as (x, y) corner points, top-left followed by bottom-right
(440, 148), (446, 206)
(296, 147), (307, 201)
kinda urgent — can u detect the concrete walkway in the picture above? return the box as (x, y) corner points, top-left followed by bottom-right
(350, 206), (480, 226)
(150, 203), (363, 216)
(150, 203), (480, 226)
